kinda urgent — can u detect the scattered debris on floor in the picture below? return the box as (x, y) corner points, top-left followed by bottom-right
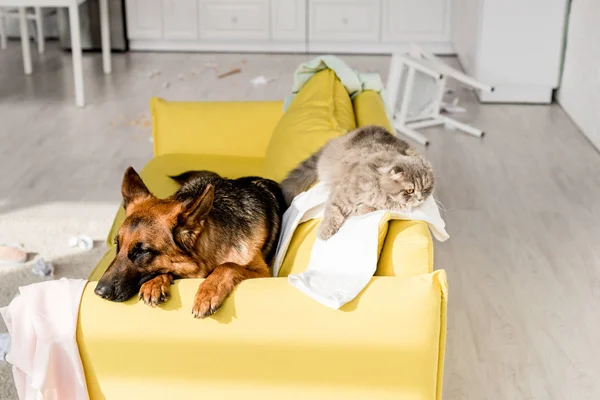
(441, 97), (467, 114)
(251, 75), (277, 85)
(163, 81), (171, 89)
(31, 258), (54, 277)
(111, 113), (151, 132)
(67, 235), (94, 251)
(148, 70), (162, 79)
(218, 68), (242, 79)
(241, 59), (247, 64)
(178, 73), (186, 81)
(0, 333), (10, 361)
(0, 244), (27, 266)
(111, 114), (126, 127)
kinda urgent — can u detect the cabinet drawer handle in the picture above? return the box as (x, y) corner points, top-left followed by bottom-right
(232, 16), (238, 23)
(342, 17), (348, 25)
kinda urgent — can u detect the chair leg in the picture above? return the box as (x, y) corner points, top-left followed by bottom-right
(35, 7), (44, 53)
(69, 4), (84, 107)
(0, 10), (7, 50)
(19, 7), (32, 75)
(99, 0), (111, 74)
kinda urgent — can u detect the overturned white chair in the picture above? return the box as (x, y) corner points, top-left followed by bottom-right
(386, 44), (494, 146)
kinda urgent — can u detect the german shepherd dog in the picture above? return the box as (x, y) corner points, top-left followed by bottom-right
(94, 167), (285, 318)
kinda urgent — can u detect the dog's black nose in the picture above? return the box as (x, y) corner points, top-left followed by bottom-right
(94, 283), (112, 299)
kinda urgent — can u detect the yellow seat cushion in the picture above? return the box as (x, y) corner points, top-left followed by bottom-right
(104, 153), (264, 250)
(262, 69), (356, 182)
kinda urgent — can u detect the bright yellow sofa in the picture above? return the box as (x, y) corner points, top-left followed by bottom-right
(77, 70), (447, 400)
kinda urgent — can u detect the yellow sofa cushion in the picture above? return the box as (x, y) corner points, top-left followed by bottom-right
(262, 69), (356, 182)
(352, 90), (394, 132)
(150, 98), (282, 158)
(78, 271), (447, 400)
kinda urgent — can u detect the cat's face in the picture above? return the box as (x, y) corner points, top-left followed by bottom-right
(379, 160), (434, 211)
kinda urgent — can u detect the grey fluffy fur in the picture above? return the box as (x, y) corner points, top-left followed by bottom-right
(281, 125), (435, 239)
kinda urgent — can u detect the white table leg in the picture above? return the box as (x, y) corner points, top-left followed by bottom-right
(34, 7), (44, 53)
(0, 10), (7, 50)
(99, 0), (111, 74)
(68, 3), (84, 107)
(18, 7), (32, 75)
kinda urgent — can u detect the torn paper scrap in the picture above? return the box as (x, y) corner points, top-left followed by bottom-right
(31, 258), (54, 277)
(251, 75), (277, 85)
(67, 235), (94, 251)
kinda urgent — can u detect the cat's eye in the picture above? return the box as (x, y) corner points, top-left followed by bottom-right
(405, 189), (414, 194)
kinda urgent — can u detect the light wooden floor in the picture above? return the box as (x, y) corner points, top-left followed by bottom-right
(1, 42), (600, 399)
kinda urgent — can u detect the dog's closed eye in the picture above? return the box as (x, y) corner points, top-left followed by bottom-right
(128, 242), (155, 262)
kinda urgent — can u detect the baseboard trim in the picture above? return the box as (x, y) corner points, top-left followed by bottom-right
(477, 85), (554, 104)
(129, 40), (455, 55)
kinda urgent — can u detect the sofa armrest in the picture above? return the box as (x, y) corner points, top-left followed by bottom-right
(78, 272), (447, 400)
(150, 98), (283, 158)
(377, 220), (434, 277)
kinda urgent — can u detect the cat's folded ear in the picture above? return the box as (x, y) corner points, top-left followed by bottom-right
(378, 165), (404, 181)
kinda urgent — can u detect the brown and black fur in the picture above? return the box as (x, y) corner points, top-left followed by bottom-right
(95, 167), (285, 318)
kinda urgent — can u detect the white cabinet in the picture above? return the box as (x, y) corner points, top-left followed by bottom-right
(451, 0), (569, 103)
(126, 0), (162, 40)
(309, 0), (380, 42)
(163, 0), (198, 40)
(382, 0), (449, 43)
(199, 0), (270, 40)
(126, 0), (453, 54)
(271, 0), (306, 41)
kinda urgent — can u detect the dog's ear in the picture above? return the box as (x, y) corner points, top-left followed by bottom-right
(121, 167), (151, 210)
(173, 185), (214, 252)
(181, 184), (214, 224)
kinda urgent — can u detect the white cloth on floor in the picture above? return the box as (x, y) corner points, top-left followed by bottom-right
(0, 278), (89, 400)
(273, 182), (448, 309)
(0, 333), (10, 361)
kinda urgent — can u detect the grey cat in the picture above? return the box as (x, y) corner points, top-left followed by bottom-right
(281, 125), (435, 240)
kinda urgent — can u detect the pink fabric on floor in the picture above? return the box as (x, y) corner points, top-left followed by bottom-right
(0, 278), (89, 400)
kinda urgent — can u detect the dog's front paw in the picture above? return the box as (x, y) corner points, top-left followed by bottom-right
(192, 283), (224, 318)
(138, 275), (172, 307)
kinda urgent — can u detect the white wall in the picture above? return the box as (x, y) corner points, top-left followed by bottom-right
(557, 0), (600, 150)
